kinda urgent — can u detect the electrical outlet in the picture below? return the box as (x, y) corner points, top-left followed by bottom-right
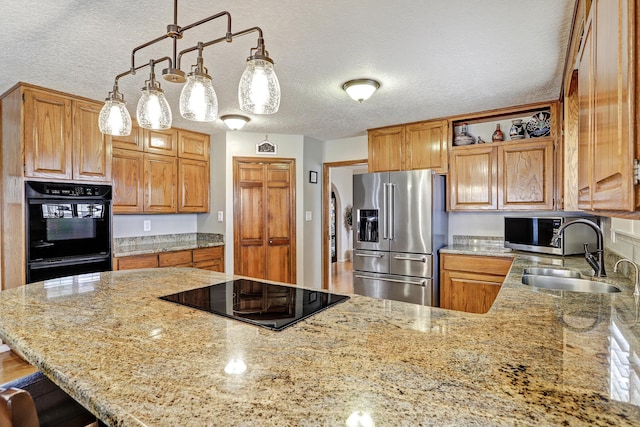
(143, 220), (151, 232)
(217, 211), (224, 222)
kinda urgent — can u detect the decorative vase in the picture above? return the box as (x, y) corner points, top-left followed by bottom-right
(454, 122), (475, 146)
(509, 119), (525, 139)
(492, 124), (504, 142)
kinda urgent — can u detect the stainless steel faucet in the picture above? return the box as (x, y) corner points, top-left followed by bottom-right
(551, 218), (606, 277)
(613, 258), (640, 296)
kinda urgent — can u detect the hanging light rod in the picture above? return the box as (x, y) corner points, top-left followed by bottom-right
(99, 0), (281, 136)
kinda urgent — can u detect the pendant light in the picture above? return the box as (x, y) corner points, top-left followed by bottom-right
(179, 43), (218, 122)
(98, 1), (281, 136)
(98, 84), (132, 136)
(137, 62), (172, 130)
(238, 38), (280, 114)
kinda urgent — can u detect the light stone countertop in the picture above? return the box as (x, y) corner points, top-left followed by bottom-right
(0, 254), (639, 426)
(113, 233), (224, 257)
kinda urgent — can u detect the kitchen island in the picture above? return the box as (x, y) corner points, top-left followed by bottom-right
(0, 255), (639, 426)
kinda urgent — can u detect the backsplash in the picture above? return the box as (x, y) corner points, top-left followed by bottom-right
(114, 233), (223, 250)
(451, 235), (505, 248)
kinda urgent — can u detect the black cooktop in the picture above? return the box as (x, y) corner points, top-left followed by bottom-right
(159, 279), (350, 331)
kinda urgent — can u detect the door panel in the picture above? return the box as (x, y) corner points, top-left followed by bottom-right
(112, 148), (144, 213)
(72, 100), (112, 182)
(234, 158), (296, 284)
(389, 170), (433, 253)
(353, 172), (387, 251)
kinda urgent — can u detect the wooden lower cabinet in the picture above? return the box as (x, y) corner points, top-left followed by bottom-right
(440, 254), (513, 314)
(114, 246), (224, 272)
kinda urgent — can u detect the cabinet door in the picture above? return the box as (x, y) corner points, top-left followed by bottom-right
(110, 120), (143, 151)
(368, 126), (404, 172)
(577, 11), (594, 210)
(115, 254), (159, 270)
(23, 89), (72, 179)
(178, 130), (209, 161)
(498, 139), (554, 210)
(591, 0), (634, 210)
(72, 100), (112, 182)
(193, 247), (224, 272)
(144, 153), (177, 213)
(159, 250), (193, 267)
(112, 148), (144, 213)
(448, 146), (497, 210)
(404, 120), (448, 173)
(143, 128), (178, 156)
(178, 158), (209, 213)
(441, 270), (502, 314)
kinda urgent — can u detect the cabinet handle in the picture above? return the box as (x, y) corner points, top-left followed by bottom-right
(354, 274), (427, 287)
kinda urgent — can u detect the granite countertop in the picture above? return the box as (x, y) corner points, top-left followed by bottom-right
(0, 256), (639, 425)
(113, 233), (224, 257)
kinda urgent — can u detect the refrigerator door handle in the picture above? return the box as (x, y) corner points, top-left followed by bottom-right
(382, 183), (388, 239)
(393, 255), (427, 263)
(355, 253), (385, 258)
(388, 183), (395, 240)
(354, 274), (427, 287)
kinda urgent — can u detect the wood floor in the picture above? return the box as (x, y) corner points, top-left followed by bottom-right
(0, 348), (37, 385)
(329, 260), (353, 294)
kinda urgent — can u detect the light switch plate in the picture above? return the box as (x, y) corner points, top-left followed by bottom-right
(305, 211), (312, 221)
(143, 220), (151, 231)
(217, 211), (224, 222)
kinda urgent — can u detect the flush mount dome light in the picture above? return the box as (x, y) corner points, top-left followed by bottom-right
(342, 79), (380, 103)
(221, 114), (250, 131)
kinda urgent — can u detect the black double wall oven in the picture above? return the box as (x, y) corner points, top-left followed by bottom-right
(25, 181), (112, 283)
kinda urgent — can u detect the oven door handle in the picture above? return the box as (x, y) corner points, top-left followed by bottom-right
(354, 274), (427, 287)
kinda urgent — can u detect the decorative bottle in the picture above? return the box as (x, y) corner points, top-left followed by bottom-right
(492, 124), (504, 142)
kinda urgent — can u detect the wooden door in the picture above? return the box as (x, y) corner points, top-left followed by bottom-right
(178, 158), (209, 213)
(368, 126), (404, 172)
(72, 100), (112, 182)
(591, 0), (633, 210)
(144, 153), (177, 213)
(441, 271), (502, 314)
(112, 148), (144, 213)
(110, 120), (143, 151)
(178, 130), (209, 161)
(143, 128), (178, 156)
(234, 158), (296, 284)
(23, 88), (72, 180)
(498, 139), (554, 210)
(577, 11), (594, 210)
(448, 145), (497, 210)
(404, 120), (448, 173)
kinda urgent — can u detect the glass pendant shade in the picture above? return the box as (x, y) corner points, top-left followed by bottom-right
(238, 59), (280, 114)
(136, 87), (172, 130)
(179, 73), (218, 122)
(98, 99), (132, 136)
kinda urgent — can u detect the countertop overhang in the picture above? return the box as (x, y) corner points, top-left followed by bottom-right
(0, 253), (638, 426)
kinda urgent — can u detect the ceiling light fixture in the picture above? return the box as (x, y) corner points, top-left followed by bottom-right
(221, 114), (250, 131)
(98, 0), (281, 136)
(342, 79), (380, 103)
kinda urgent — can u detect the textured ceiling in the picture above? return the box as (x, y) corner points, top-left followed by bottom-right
(0, 0), (576, 141)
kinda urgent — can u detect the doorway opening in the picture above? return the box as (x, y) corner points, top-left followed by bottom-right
(322, 159), (368, 292)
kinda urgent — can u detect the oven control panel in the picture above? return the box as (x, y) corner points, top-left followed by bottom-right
(25, 181), (112, 199)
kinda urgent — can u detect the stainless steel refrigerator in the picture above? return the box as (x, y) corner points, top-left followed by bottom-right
(352, 170), (447, 306)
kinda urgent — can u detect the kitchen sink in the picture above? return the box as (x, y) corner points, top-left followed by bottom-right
(522, 267), (582, 278)
(521, 274), (621, 294)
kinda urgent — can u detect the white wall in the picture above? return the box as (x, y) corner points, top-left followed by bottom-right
(605, 217), (640, 262)
(331, 166), (357, 261)
(324, 136), (368, 163)
(113, 214), (197, 238)
(197, 132), (226, 235)
(222, 132), (306, 284)
(303, 136), (324, 287)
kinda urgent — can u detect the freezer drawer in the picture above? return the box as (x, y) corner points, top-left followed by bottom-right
(352, 250), (389, 274)
(389, 252), (432, 278)
(353, 272), (433, 306)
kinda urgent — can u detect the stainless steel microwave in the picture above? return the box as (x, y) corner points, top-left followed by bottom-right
(504, 216), (599, 255)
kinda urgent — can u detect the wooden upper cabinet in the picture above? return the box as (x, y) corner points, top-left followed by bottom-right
(577, 11), (594, 210)
(178, 130), (209, 161)
(368, 126), (404, 172)
(449, 145), (497, 210)
(143, 128), (178, 156)
(498, 139), (554, 210)
(404, 120), (448, 173)
(178, 158), (209, 213)
(23, 88), (73, 180)
(112, 148), (144, 214)
(72, 100), (111, 182)
(110, 119), (143, 151)
(144, 153), (177, 213)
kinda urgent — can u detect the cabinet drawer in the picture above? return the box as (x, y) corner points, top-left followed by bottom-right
(193, 246), (223, 263)
(116, 254), (159, 270)
(194, 259), (224, 272)
(442, 254), (512, 276)
(159, 250), (193, 267)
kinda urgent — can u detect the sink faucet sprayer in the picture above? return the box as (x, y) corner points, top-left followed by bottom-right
(613, 258), (640, 296)
(551, 219), (606, 277)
